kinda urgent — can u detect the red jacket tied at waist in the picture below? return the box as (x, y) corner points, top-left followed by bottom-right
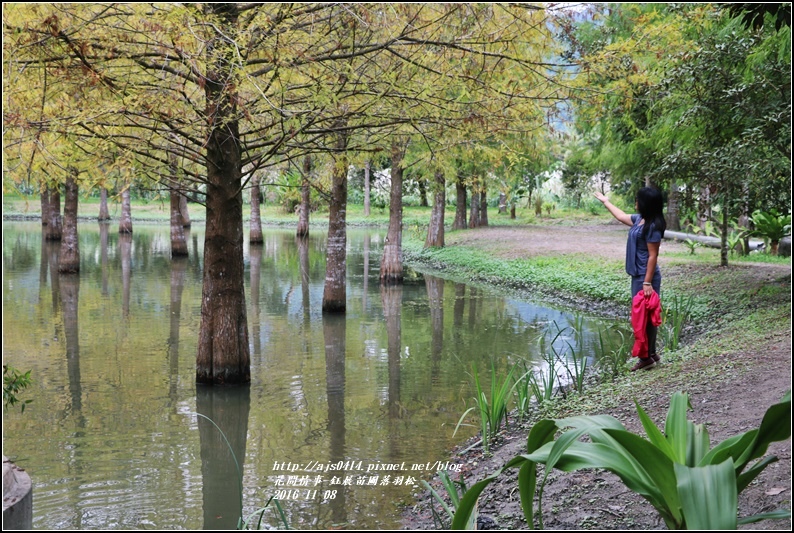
(631, 290), (662, 358)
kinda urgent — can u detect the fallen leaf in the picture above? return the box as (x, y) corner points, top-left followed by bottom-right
(765, 487), (787, 496)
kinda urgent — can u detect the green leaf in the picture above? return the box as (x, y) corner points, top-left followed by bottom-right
(675, 459), (738, 530)
(635, 399), (677, 461)
(517, 461), (537, 529)
(736, 397), (791, 469)
(685, 421), (711, 467)
(736, 455), (778, 493)
(737, 509), (792, 525)
(665, 392), (691, 464)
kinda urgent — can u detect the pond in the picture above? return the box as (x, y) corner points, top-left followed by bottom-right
(2, 221), (627, 529)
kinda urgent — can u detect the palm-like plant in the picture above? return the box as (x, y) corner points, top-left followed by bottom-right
(750, 210), (791, 255)
(452, 391), (791, 530)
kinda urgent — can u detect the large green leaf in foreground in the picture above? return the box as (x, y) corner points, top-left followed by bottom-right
(451, 391), (791, 530)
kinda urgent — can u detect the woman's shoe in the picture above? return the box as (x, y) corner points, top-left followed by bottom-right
(650, 353), (660, 363)
(630, 357), (655, 372)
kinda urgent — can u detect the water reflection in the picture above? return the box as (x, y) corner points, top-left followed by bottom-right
(197, 385), (251, 530)
(60, 273), (82, 415)
(323, 314), (347, 526)
(2, 222), (628, 530)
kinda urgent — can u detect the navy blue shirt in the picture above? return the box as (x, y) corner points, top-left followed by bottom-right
(626, 214), (662, 277)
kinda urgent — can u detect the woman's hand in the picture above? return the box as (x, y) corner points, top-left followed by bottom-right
(594, 191), (607, 203)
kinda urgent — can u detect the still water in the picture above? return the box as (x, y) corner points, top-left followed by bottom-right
(3, 221), (626, 529)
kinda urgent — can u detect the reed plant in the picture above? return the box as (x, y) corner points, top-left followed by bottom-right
(455, 362), (516, 454)
(594, 327), (630, 382)
(420, 470), (475, 530)
(528, 339), (559, 407)
(546, 322), (588, 396)
(512, 361), (534, 423)
(661, 293), (694, 352)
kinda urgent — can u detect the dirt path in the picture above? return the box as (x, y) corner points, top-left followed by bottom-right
(402, 223), (791, 531)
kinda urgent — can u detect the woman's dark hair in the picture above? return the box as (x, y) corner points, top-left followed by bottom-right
(636, 187), (666, 238)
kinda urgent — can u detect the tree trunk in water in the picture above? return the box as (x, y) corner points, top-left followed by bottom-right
(297, 155), (311, 237)
(45, 185), (62, 241)
(249, 173), (263, 244)
(179, 193), (191, 228)
(41, 186), (49, 226)
(196, 2), (250, 385)
(168, 258), (187, 400)
(666, 179), (680, 231)
(479, 186), (488, 227)
(60, 273), (82, 412)
(322, 313), (348, 523)
(170, 187), (189, 257)
(59, 172), (80, 273)
(119, 186), (133, 234)
(469, 186), (480, 228)
(100, 222), (109, 296)
(381, 284), (403, 419)
(425, 170), (446, 248)
(418, 177), (429, 207)
(363, 159), (371, 217)
(380, 139), (406, 284)
(426, 274), (444, 384)
(452, 174), (467, 230)
(322, 129), (349, 313)
(98, 187), (110, 221)
(120, 233), (132, 318)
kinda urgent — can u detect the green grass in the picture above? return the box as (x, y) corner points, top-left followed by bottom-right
(404, 239), (628, 304)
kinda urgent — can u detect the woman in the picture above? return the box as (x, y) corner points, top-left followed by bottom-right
(595, 187), (667, 371)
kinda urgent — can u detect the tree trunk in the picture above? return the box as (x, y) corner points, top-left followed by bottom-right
(249, 173), (263, 244)
(469, 185), (480, 228)
(179, 193), (191, 228)
(41, 186), (49, 226)
(452, 174), (467, 230)
(720, 201), (729, 267)
(322, 128), (349, 312)
(98, 187), (111, 221)
(297, 155), (311, 237)
(418, 177), (429, 207)
(364, 159), (371, 217)
(170, 186), (189, 257)
(196, 2), (250, 385)
(45, 185), (62, 241)
(119, 186), (133, 234)
(697, 186), (711, 230)
(666, 179), (680, 231)
(425, 169), (446, 248)
(479, 186), (488, 227)
(498, 193), (507, 214)
(58, 172), (80, 273)
(510, 204), (516, 219)
(380, 139), (407, 284)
